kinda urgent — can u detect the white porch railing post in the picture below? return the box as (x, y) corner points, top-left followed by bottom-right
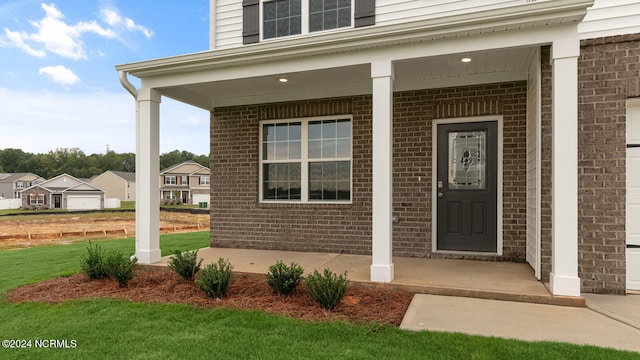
(550, 36), (581, 297)
(370, 60), (395, 282)
(135, 87), (161, 264)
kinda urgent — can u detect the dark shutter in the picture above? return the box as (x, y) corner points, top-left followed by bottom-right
(354, 0), (375, 27)
(243, 0), (260, 44)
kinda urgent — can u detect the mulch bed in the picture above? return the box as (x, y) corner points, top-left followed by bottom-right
(5, 268), (415, 326)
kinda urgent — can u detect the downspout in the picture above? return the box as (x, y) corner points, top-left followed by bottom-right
(118, 70), (138, 98)
(118, 70), (139, 261)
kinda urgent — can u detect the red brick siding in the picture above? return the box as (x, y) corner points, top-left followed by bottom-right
(211, 82), (528, 261)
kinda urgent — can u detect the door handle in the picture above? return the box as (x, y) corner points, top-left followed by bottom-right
(438, 192), (443, 198)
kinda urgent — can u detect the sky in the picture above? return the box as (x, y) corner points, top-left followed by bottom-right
(0, 0), (211, 156)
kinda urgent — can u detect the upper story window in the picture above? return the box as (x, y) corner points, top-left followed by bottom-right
(244, 0), (373, 44)
(16, 182), (25, 189)
(165, 176), (176, 185)
(259, 116), (352, 203)
(181, 176), (188, 185)
(263, 0), (301, 39)
(309, 0), (351, 32)
(262, 0), (351, 40)
(200, 176), (210, 185)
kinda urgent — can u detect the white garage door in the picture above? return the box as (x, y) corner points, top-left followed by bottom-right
(192, 194), (209, 205)
(67, 195), (101, 210)
(627, 100), (640, 291)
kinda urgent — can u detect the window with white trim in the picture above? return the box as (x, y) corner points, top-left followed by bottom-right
(260, 116), (352, 202)
(261, 0), (352, 40)
(29, 194), (44, 205)
(165, 176), (176, 185)
(200, 176), (210, 185)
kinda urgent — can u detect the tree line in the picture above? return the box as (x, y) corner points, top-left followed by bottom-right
(0, 148), (209, 179)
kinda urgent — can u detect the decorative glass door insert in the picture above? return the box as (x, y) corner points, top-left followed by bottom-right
(447, 131), (486, 190)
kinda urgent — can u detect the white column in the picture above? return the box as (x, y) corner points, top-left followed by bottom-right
(135, 87), (161, 264)
(550, 38), (581, 296)
(370, 60), (394, 282)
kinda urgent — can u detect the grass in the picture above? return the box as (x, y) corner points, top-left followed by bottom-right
(0, 231), (209, 294)
(119, 201), (135, 210)
(0, 232), (637, 359)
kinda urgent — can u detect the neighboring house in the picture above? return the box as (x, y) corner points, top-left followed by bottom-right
(21, 174), (105, 211)
(159, 161), (210, 205)
(0, 173), (45, 199)
(90, 171), (136, 201)
(117, 0), (640, 296)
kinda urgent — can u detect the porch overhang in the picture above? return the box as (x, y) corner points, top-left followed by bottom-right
(116, 0), (592, 108)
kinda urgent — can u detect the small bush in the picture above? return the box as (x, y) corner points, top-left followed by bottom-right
(196, 258), (234, 299)
(80, 242), (108, 279)
(305, 269), (349, 310)
(267, 261), (304, 296)
(168, 249), (203, 281)
(104, 250), (137, 287)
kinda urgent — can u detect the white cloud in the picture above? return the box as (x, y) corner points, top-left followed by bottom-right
(3, 28), (46, 57)
(100, 7), (153, 39)
(2, 2), (152, 60)
(4, 3), (116, 60)
(39, 65), (80, 86)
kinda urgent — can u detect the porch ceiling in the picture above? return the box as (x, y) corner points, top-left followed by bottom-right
(159, 46), (536, 109)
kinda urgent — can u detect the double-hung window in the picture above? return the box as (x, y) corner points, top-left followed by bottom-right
(200, 176), (210, 185)
(165, 176), (176, 185)
(260, 116), (352, 203)
(29, 194), (44, 205)
(261, 0), (352, 40)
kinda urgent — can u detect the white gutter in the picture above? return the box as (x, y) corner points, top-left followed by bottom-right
(118, 70), (138, 98)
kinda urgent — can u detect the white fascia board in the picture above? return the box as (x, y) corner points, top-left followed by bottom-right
(116, 0), (592, 79)
(143, 23), (577, 93)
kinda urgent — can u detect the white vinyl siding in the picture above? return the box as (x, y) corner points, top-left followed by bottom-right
(526, 48), (541, 280)
(212, 0), (243, 50)
(212, 0), (640, 50)
(375, 0), (525, 27)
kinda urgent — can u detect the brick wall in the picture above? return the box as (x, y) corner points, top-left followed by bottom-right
(577, 36), (636, 294)
(540, 36), (637, 294)
(211, 82), (528, 260)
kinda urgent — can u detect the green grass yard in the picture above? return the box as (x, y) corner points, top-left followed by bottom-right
(0, 231), (637, 359)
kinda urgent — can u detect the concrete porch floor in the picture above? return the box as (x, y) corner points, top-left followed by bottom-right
(149, 247), (584, 307)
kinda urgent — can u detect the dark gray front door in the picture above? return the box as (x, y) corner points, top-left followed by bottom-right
(436, 121), (497, 252)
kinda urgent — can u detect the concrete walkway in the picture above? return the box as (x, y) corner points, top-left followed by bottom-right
(400, 294), (640, 353)
(150, 247), (639, 352)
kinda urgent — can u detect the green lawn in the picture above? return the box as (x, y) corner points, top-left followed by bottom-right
(0, 232), (637, 359)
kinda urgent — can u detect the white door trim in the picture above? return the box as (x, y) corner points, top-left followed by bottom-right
(431, 115), (503, 255)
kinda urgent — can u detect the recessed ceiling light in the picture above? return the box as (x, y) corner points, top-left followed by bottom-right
(461, 57), (472, 63)
(278, 77), (288, 83)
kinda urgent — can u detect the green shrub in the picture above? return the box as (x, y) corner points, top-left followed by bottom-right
(305, 269), (349, 310)
(80, 242), (108, 279)
(104, 250), (137, 287)
(196, 258), (234, 299)
(267, 260), (304, 296)
(168, 249), (203, 281)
